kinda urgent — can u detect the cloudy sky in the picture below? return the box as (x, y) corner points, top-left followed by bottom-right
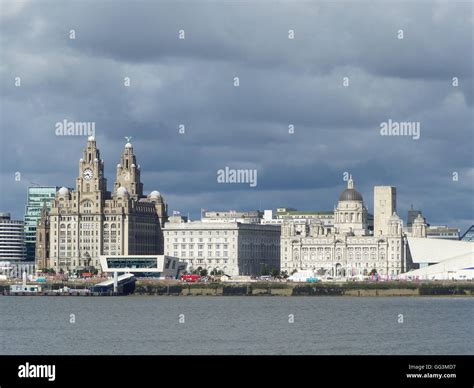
(0, 0), (473, 232)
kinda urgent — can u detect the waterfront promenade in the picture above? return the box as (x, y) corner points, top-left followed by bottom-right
(1, 279), (473, 297)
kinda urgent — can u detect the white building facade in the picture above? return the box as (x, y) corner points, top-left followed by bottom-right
(163, 220), (280, 276)
(281, 177), (408, 277)
(201, 210), (262, 224)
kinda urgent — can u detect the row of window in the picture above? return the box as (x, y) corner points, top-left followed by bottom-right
(173, 243), (230, 250)
(186, 259), (229, 265)
(173, 251), (229, 258)
(167, 230), (236, 236)
(168, 237), (231, 243)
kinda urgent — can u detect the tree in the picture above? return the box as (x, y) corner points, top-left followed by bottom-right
(40, 268), (55, 274)
(280, 270), (289, 279)
(192, 267), (202, 275)
(271, 268), (279, 278)
(260, 264), (270, 276)
(200, 268), (208, 277)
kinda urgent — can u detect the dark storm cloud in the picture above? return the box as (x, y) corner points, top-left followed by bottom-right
(0, 0), (472, 232)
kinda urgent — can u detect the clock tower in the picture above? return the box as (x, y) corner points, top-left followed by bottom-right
(44, 136), (168, 273)
(76, 136), (108, 196)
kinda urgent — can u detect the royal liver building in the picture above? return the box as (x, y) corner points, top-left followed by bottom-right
(36, 137), (167, 273)
(280, 176), (408, 278)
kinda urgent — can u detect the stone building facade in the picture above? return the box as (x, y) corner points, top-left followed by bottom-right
(163, 218), (280, 276)
(281, 176), (408, 278)
(37, 137), (167, 273)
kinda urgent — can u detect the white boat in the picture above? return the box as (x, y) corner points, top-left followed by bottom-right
(9, 284), (42, 294)
(8, 271), (42, 294)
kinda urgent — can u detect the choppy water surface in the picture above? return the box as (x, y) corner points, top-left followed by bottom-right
(1, 296), (473, 355)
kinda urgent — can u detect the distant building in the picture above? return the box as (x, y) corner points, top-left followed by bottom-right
(374, 186), (396, 236)
(201, 210), (263, 224)
(426, 225), (460, 240)
(0, 213), (26, 263)
(262, 209), (276, 223)
(460, 225), (474, 242)
(274, 208), (335, 228)
(163, 221), (280, 276)
(407, 205), (422, 228)
(168, 214), (189, 224)
(264, 207), (374, 232)
(24, 186), (58, 261)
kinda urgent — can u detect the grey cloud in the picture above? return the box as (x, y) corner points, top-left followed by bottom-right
(0, 0), (472, 233)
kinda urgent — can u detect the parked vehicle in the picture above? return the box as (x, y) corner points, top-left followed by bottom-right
(181, 274), (201, 283)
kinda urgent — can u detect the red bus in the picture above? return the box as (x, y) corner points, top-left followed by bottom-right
(181, 274), (201, 283)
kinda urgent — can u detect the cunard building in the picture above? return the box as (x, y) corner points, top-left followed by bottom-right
(36, 137), (167, 273)
(280, 176), (410, 278)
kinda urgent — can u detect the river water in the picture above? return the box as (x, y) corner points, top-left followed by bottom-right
(1, 296), (472, 355)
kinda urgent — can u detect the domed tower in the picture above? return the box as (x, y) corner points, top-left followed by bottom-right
(57, 186), (70, 198)
(334, 175), (368, 236)
(412, 213), (427, 238)
(147, 190), (167, 221)
(114, 141), (143, 200)
(387, 212), (403, 236)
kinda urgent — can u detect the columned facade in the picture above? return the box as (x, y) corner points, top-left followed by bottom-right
(281, 177), (407, 277)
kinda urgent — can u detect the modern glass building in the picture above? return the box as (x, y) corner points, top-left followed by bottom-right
(99, 255), (185, 278)
(24, 186), (58, 261)
(0, 212), (26, 262)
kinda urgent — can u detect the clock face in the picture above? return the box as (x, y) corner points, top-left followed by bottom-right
(83, 168), (94, 181)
